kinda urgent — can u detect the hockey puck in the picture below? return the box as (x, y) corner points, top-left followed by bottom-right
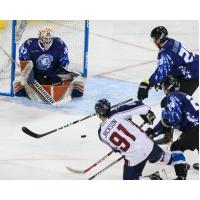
(81, 135), (87, 138)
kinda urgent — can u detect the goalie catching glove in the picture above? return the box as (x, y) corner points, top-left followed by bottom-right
(56, 66), (81, 82)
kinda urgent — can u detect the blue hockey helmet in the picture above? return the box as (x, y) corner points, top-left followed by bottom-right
(95, 99), (111, 117)
(151, 26), (168, 43)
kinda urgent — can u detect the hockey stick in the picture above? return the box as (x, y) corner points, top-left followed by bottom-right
(66, 151), (113, 174)
(88, 156), (124, 180)
(87, 122), (147, 179)
(66, 122), (146, 174)
(89, 162), (167, 180)
(22, 98), (134, 138)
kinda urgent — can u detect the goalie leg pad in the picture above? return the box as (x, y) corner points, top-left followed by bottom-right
(14, 81), (27, 97)
(30, 82), (55, 103)
(19, 60), (35, 85)
(42, 83), (71, 101)
(71, 82), (84, 97)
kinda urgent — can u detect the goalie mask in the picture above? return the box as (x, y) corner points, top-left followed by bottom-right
(95, 99), (111, 118)
(162, 76), (180, 95)
(39, 26), (54, 50)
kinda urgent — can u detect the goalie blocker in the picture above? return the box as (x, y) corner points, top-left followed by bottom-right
(14, 60), (84, 105)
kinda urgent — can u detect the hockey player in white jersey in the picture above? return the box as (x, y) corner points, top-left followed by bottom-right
(95, 99), (189, 180)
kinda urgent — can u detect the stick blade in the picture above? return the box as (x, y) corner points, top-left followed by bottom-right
(22, 126), (40, 138)
(66, 166), (85, 174)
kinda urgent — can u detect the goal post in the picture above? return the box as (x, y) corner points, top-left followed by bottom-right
(0, 20), (89, 97)
(83, 20), (89, 78)
(0, 20), (16, 96)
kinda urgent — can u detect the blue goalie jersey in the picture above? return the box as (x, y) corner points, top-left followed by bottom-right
(149, 39), (199, 87)
(159, 92), (199, 132)
(19, 37), (69, 78)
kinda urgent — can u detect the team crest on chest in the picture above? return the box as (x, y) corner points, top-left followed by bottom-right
(36, 54), (53, 70)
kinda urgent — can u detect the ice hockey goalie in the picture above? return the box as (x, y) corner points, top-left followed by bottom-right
(14, 26), (84, 106)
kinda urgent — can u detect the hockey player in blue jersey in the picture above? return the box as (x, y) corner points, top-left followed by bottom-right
(146, 76), (199, 176)
(95, 99), (189, 180)
(14, 26), (84, 105)
(137, 26), (199, 100)
(137, 26), (199, 170)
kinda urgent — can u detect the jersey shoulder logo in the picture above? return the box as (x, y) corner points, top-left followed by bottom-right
(19, 44), (28, 55)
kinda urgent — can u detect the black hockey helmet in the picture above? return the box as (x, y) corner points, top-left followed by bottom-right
(150, 26), (168, 43)
(162, 76), (180, 94)
(95, 99), (111, 117)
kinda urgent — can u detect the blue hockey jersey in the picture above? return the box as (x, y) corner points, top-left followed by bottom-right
(149, 39), (199, 87)
(155, 92), (199, 132)
(19, 37), (69, 78)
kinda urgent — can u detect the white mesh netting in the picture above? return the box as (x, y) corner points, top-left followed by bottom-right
(0, 20), (86, 94)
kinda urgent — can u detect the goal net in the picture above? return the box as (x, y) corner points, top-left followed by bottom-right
(0, 20), (89, 96)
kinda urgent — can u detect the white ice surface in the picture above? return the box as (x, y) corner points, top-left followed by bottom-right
(0, 21), (199, 179)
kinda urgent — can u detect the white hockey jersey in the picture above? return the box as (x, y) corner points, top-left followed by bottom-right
(98, 100), (154, 166)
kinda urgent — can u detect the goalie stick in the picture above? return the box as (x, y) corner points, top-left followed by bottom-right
(66, 122), (146, 174)
(22, 98), (134, 138)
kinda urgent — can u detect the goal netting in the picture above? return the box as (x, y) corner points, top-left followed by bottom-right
(0, 20), (89, 96)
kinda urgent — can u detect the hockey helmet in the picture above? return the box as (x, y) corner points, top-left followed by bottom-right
(162, 76), (180, 94)
(39, 26), (54, 50)
(150, 26), (168, 43)
(95, 99), (111, 117)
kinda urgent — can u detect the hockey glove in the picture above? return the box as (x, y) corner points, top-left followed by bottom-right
(146, 126), (173, 144)
(154, 129), (173, 144)
(154, 122), (173, 144)
(137, 80), (150, 100)
(145, 128), (158, 138)
(154, 83), (162, 91)
(140, 110), (156, 125)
